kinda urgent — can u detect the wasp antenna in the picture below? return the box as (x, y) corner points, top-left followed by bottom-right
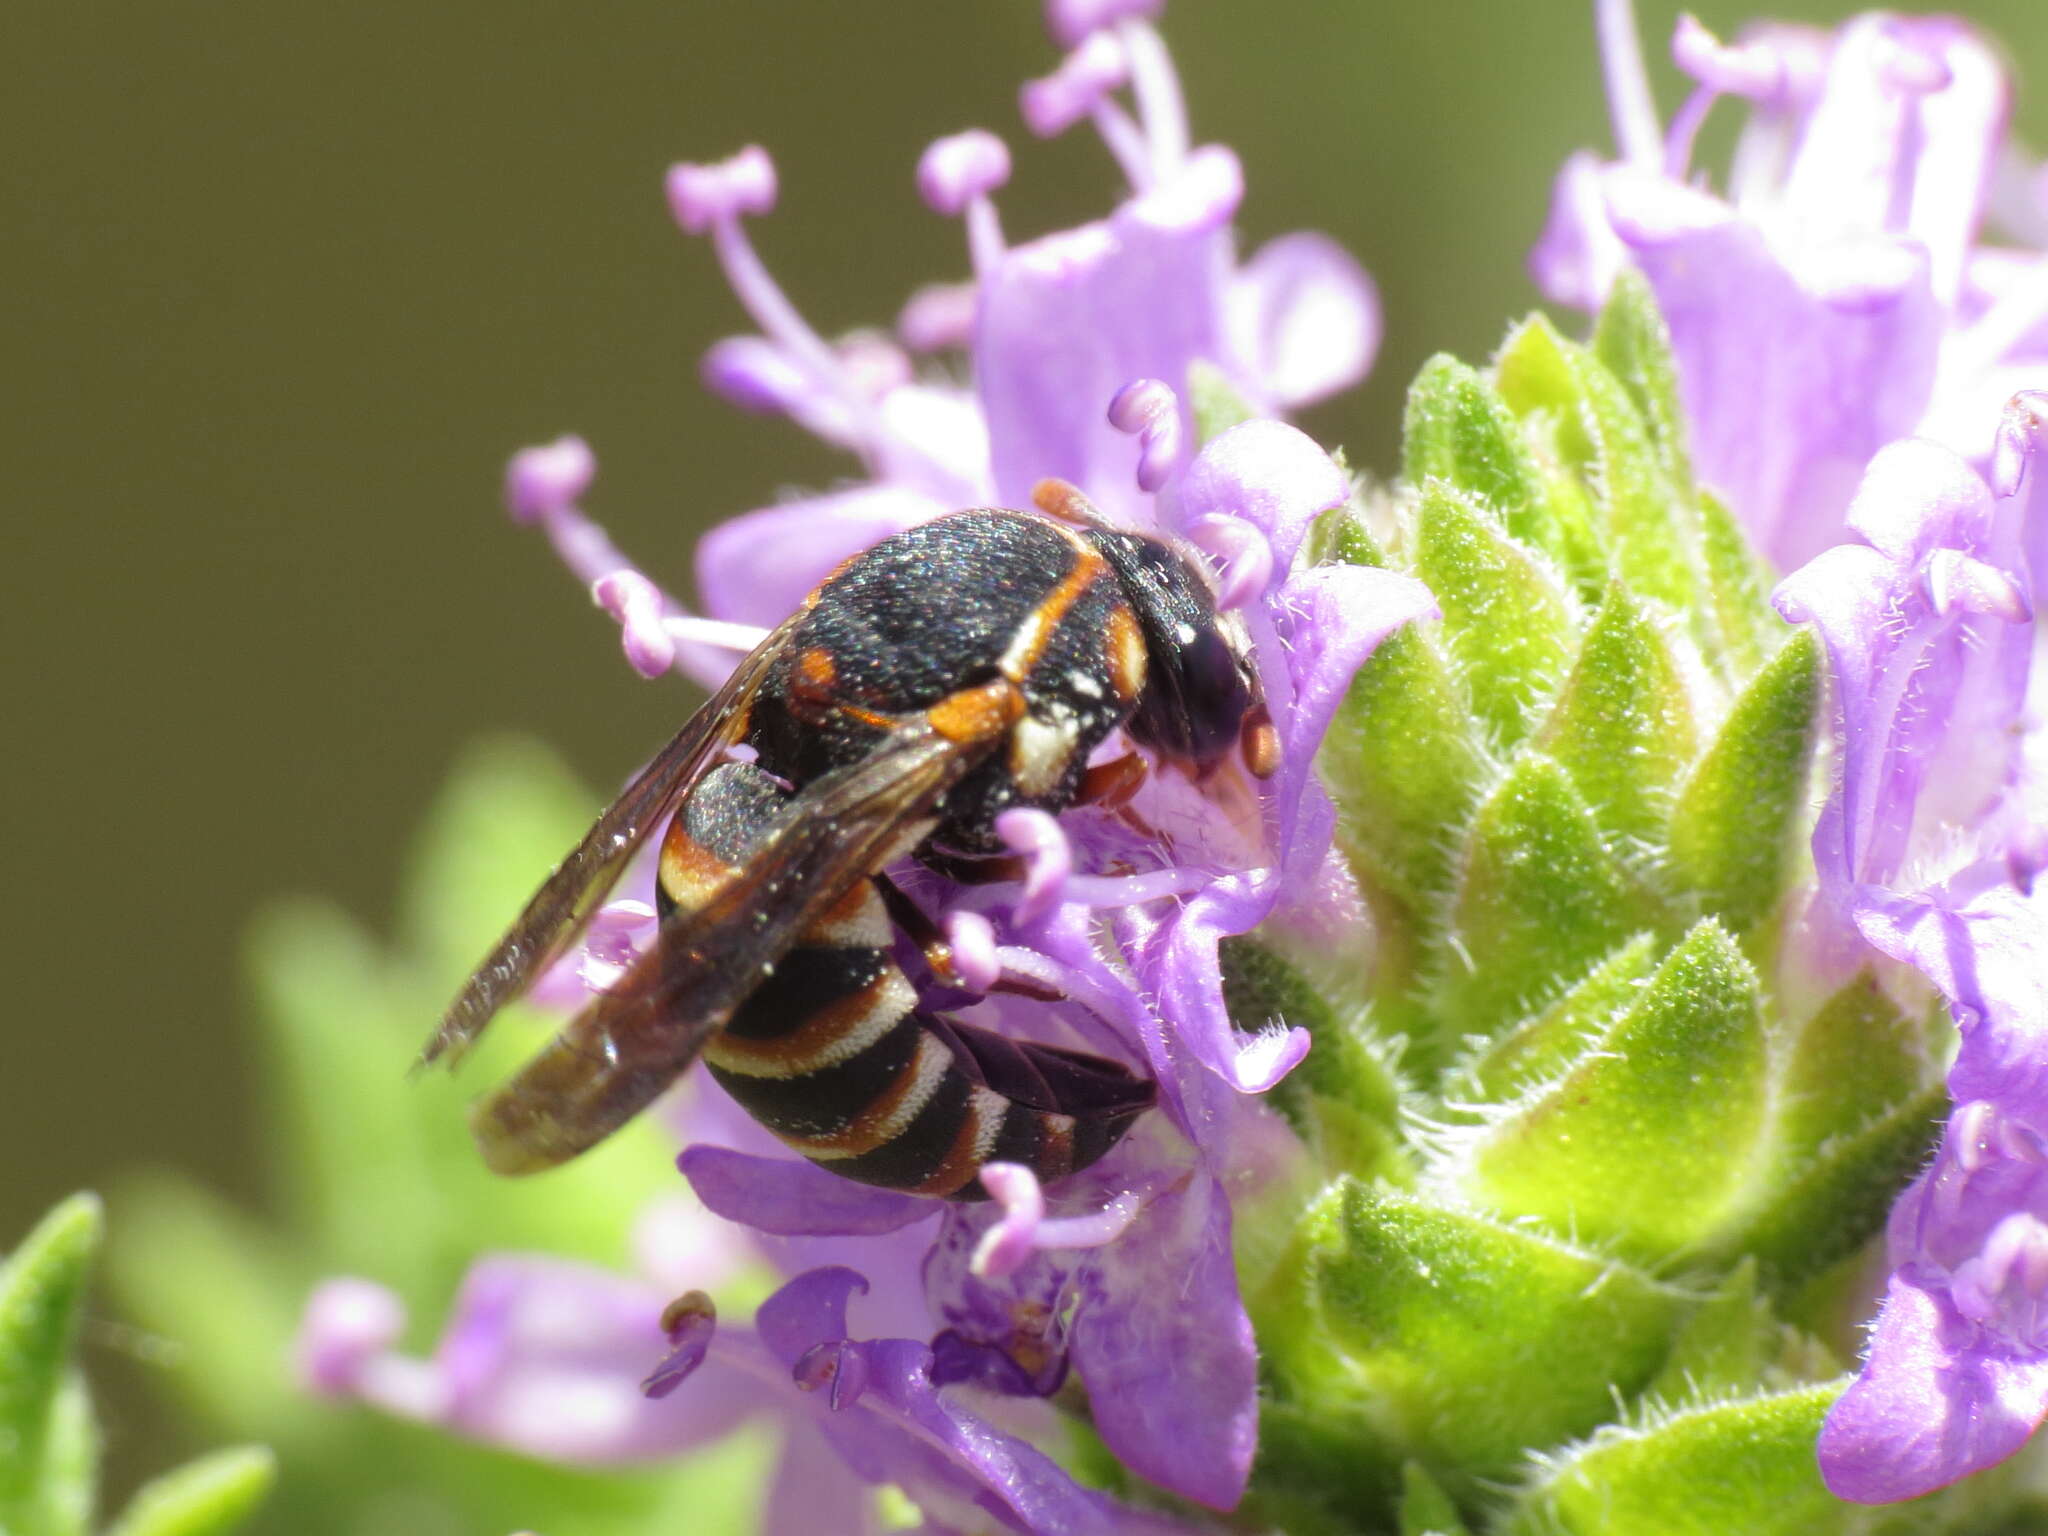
(1031, 478), (1109, 529)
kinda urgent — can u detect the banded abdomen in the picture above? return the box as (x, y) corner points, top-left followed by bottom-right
(659, 761), (1153, 1198)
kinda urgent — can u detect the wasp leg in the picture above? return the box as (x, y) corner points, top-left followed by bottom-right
(1074, 750), (1149, 810)
(916, 847), (1030, 886)
(873, 874), (961, 986)
(1071, 751), (1161, 840)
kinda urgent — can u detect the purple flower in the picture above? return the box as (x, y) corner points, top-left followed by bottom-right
(519, 2), (1376, 671)
(297, 1260), (1208, 1534)
(297, 1258), (771, 1465)
(304, 4), (1431, 1527)
(1537, 1), (2048, 575)
(1773, 418), (2047, 1500)
(675, 413), (1431, 1508)
(1773, 435), (2034, 972)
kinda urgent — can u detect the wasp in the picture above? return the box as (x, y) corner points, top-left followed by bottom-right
(422, 482), (1280, 1198)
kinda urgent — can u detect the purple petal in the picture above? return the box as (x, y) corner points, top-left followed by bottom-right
(1150, 882), (1308, 1095)
(1608, 180), (1941, 571)
(1535, 13), (2020, 575)
(1169, 419), (1350, 577)
(871, 383), (994, 507)
(1781, 17), (2005, 309)
(851, 1336), (1138, 1535)
(1821, 1268), (2048, 1502)
(1858, 883), (2048, 1134)
(680, 1145), (941, 1237)
(1069, 1172), (1256, 1510)
(1265, 566), (1441, 867)
(976, 148), (1242, 526)
(1146, 564), (1436, 1095)
(761, 1267), (1180, 1534)
(764, 1425), (882, 1536)
(297, 1278), (407, 1397)
(1784, 432), (2048, 1501)
(757, 1266), (871, 1367)
(297, 1257), (764, 1463)
(1530, 150), (1630, 311)
(1227, 231), (1381, 410)
(921, 1167), (1154, 1400)
(1774, 440), (2030, 918)
(694, 486), (943, 628)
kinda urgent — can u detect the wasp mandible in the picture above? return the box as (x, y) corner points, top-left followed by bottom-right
(422, 482), (1279, 1199)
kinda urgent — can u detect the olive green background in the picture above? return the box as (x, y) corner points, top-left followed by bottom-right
(6, 0), (2043, 1499)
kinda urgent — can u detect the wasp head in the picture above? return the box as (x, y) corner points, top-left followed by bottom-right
(1086, 529), (1278, 780)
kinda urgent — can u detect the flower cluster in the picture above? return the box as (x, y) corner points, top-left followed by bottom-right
(239, 1), (2048, 1531)
(1536, 0), (2048, 577)
(1540, 0), (2048, 1506)
(298, 3), (1431, 1529)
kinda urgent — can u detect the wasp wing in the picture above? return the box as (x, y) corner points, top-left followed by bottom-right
(421, 615), (801, 1070)
(466, 696), (1012, 1173)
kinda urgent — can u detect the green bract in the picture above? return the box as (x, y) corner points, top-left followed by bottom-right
(1247, 275), (1954, 1534)
(0, 1196), (273, 1536)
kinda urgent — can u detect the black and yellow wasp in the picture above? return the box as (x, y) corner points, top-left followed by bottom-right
(422, 483), (1278, 1199)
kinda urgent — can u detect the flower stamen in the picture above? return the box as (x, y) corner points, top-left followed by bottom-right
(1118, 18), (1190, 180)
(1186, 512), (1276, 611)
(666, 148), (889, 468)
(1922, 549), (2032, 625)
(792, 1338), (871, 1411)
(896, 282), (978, 353)
(943, 909), (1002, 994)
(641, 1290), (717, 1400)
(1107, 376), (1183, 493)
(1595, 0), (1663, 167)
(1992, 390), (2048, 498)
(1043, 0), (1162, 51)
(593, 571), (678, 679)
(505, 434), (597, 523)
(503, 439), (636, 589)
(1951, 1214), (2048, 1343)
(1664, 16), (1785, 179)
(505, 439), (758, 685)
(1021, 33), (1153, 191)
(970, 1162), (1148, 1278)
(916, 130), (1012, 280)
(995, 808), (1074, 928)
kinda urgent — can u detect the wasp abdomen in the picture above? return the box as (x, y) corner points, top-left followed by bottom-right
(660, 761), (1153, 1198)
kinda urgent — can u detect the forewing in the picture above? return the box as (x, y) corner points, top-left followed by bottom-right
(466, 714), (1001, 1173)
(421, 616), (799, 1069)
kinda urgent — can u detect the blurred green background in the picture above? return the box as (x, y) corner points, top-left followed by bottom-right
(6, 0), (2045, 1511)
